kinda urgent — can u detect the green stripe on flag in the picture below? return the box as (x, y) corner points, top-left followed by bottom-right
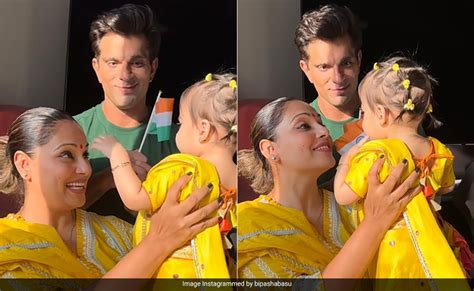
(155, 126), (171, 142)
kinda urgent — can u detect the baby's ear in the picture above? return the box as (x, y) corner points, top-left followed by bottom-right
(375, 105), (389, 126)
(198, 119), (212, 143)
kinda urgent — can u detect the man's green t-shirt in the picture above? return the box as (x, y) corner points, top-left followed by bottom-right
(74, 103), (179, 223)
(310, 98), (359, 141)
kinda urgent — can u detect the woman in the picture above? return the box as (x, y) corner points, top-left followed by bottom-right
(238, 97), (420, 278)
(0, 107), (220, 283)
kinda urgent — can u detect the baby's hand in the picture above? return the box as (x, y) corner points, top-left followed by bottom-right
(91, 135), (119, 158)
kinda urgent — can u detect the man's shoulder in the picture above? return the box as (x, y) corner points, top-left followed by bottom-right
(74, 104), (101, 125)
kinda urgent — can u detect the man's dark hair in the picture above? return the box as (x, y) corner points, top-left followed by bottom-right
(295, 4), (363, 61)
(90, 4), (160, 60)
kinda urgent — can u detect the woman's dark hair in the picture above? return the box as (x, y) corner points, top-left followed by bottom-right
(0, 107), (75, 202)
(238, 97), (296, 194)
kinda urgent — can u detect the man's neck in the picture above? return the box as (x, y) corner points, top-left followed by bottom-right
(317, 96), (360, 122)
(102, 100), (149, 128)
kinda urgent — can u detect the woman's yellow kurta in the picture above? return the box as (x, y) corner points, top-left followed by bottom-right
(238, 190), (354, 278)
(0, 209), (132, 281)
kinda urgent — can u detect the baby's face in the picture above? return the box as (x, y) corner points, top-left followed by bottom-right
(176, 96), (201, 156)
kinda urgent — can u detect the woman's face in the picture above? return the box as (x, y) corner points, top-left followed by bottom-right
(272, 100), (335, 173)
(26, 120), (91, 211)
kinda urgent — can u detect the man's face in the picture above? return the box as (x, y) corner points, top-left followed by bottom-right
(300, 35), (361, 110)
(92, 33), (158, 111)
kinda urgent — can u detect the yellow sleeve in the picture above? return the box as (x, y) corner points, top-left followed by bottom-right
(141, 153), (221, 212)
(344, 150), (388, 198)
(441, 155), (456, 189)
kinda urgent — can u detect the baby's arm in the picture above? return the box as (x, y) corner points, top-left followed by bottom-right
(334, 163), (362, 205)
(91, 135), (151, 211)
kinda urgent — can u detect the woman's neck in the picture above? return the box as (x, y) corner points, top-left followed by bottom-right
(270, 171), (322, 216)
(20, 196), (74, 234)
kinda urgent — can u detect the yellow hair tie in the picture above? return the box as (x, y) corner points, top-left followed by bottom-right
(402, 79), (410, 90)
(427, 104), (433, 114)
(205, 73), (213, 82)
(403, 98), (415, 111)
(230, 124), (237, 133)
(373, 62), (379, 71)
(392, 63), (400, 72)
(229, 79), (237, 89)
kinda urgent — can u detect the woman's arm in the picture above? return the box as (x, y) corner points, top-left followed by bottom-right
(102, 174), (220, 278)
(323, 157), (420, 278)
(91, 135), (151, 211)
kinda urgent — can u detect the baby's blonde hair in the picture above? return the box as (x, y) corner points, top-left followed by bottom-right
(359, 56), (441, 128)
(180, 73), (237, 147)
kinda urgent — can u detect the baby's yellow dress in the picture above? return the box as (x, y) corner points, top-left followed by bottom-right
(345, 138), (468, 288)
(133, 153), (232, 278)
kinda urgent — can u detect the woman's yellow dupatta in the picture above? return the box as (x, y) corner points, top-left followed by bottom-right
(0, 212), (96, 279)
(238, 191), (352, 277)
(134, 153), (229, 278)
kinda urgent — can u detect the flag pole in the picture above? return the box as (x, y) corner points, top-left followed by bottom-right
(138, 90), (162, 153)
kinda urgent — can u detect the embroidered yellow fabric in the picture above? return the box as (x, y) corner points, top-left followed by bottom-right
(344, 138), (467, 283)
(136, 153), (230, 278)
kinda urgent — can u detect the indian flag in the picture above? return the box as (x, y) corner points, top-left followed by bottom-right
(138, 92), (175, 152)
(147, 96), (174, 142)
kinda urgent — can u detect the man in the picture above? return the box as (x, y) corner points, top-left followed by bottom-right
(74, 4), (179, 223)
(294, 4), (364, 143)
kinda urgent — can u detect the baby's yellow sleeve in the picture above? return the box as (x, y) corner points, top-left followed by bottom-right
(441, 154), (456, 189)
(344, 150), (389, 198)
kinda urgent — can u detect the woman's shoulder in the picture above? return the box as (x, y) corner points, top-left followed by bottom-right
(237, 195), (273, 215)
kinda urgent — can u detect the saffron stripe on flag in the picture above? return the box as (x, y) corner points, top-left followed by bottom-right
(155, 98), (174, 113)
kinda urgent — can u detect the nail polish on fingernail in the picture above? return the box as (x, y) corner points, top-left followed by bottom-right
(186, 171), (193, 176)
(415, 167), (421, 173)
(402, 158), (408, 165)
(207, 183), (213, 189)
(379, 154), (385, 159)
(217, 196), (223, 205)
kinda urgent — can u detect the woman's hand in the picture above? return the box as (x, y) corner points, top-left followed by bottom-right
(147, 174), (221, 255)
(102, 174), (221, 279)
(363, 157), (420, 231)
(323, 156), (420, 279)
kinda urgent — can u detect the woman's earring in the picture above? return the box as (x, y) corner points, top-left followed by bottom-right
(271, 155), (277, 161)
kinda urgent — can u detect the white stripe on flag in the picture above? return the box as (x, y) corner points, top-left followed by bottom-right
(151, 112), (173, 127)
